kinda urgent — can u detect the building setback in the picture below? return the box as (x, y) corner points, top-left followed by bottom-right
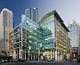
(38, 10), (70, 61)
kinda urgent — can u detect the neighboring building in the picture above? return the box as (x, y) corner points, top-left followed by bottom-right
(38, 10), (70, 61)
(68, 21), (80, 47)
(13, 12), (53, 61)
(9, 31), (14, 56)
(0, 8), (13, 56)
(0, 12), (4, 55)
(13, 25), (23, 60)
(25, 8), (38, 22)
(13, 14), (38, 60)
(68, 21), (80, 60)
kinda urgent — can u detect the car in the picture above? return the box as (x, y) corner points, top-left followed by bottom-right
(1, 59), (7, 63)
(47, 57), (52, 62)
(77, 55), (80, 62)
(17, 59), (25, 62)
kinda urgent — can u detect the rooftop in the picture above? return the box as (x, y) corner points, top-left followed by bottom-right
(38, 10), (69, 32)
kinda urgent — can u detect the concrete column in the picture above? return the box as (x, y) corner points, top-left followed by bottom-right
(33, 53), (35, 60)
(28, 50), (30, 61)
(13, 50), (16, 61)
(19, 49), (22, 59)
(55, 50), (58, 61)
(30, 53), (32, 60)
(25, 49), (26, 61)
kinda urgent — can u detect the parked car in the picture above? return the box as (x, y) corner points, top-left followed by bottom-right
(47, 58), (52, 62)
(77, 55), (80, 62)
(17, 59), (25, 62)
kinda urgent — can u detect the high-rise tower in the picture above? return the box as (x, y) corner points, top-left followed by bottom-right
(25, 8), (38, 22)
(0, 8), (13, 56)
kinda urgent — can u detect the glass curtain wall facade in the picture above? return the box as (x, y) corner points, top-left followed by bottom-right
(13, 14), (39, 60)
(25, 8), (38, 22)
(68, 21), (80, 60)
(38, 11), (56, 61)
(13, 13), (54, 61)
(13, 10), (70, 61)
(68, 21), (80, 47)
(38, 10), (70, 61)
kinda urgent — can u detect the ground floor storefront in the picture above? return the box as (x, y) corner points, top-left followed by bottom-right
(13, 48), (70, 61)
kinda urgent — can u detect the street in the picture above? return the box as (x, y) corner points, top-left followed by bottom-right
(1, 61), (80, 65)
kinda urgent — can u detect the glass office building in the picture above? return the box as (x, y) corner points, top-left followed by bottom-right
(25, 8), (38, 22)
(13, 15), (37, 60)
(13, 13), (53, 61)
(68, 21), (80, 47)
(38, 10), (70, 61)
(68, 21), (80, 60)
(13, 10), (70, 61)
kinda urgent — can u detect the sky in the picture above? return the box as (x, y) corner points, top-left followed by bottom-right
(0, 0), (80, 27)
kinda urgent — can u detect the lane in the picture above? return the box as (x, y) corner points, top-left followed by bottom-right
(0, 61), (80, 65)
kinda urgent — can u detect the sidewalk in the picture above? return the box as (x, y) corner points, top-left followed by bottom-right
(26, 60), (56, 63)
